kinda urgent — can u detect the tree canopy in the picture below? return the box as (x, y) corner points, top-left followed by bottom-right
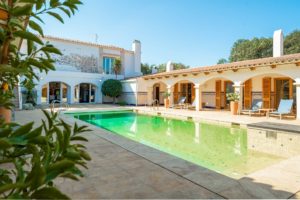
(218, 30), (300, 63)
(229, 37), (273, 62)
(101, 79), (122, 103)
(141, 62), (189, 75)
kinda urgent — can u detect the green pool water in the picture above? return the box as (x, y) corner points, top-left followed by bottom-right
(67, 110), (284, 178)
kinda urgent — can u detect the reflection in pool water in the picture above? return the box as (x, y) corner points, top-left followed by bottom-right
(68, 111), (299, 178)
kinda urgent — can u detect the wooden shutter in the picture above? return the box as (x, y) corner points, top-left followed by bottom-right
(174, 83), (178, 103)
(262, 77), (271, 108)
(191, 83), (195, 102)
(244, 79), (252, 109)
(289, 79), (294, 99)
(215, 80), (221, 109)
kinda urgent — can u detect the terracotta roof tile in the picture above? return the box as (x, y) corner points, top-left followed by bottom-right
(40, 35), (134, 54)
(143, 53), (300, 79)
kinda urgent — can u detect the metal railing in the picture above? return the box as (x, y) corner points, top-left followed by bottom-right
(50, 100), (69, 113)
(151, 99), (159, 110)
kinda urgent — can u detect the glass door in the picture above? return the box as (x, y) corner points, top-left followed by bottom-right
(49, 82), (61, 103)
(79, 83), (90, 103)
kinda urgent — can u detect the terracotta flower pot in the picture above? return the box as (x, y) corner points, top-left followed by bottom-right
(230, 101), (239, 115)
(164, 98), (170, 108)
(0, 8), (8, 21)
(0, 107), (11, 123)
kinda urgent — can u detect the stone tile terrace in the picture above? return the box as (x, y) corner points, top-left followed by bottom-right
(14, 105), (300, 198)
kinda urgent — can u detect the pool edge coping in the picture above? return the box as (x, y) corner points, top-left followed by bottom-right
(60, 111), (300, 199)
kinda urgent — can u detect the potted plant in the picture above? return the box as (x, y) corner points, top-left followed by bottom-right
(226, 92), (240, 115)
(163, 92), (171, 108)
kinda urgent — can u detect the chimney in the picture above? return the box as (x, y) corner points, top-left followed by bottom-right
(273, 29), (284, 57)
(166, 61), (173, 72)
(132, 40), (141, 74)
(151, 67), (158, 74)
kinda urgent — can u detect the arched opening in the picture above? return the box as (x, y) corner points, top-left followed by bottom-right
(173, 80), (195, 104)
(152, 82), (167, 105)
(41, 82), (70, 104)
(241, 73), (296, 113)
(200, 77), (234, 110)
(74, 83), (97, 103)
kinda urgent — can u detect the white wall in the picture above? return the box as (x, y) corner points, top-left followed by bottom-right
(31, 70), (124, 105)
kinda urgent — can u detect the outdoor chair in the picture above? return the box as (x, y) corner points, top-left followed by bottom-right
(269, 99), (294, 120)
(186, 100), (196, 110)
(171, 97), (186, 109)
(241, 99), (263, 116)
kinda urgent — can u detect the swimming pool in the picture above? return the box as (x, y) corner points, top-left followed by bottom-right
(67, 110), (286, 178)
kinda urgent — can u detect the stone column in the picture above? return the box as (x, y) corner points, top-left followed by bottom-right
(194, 84), (202, 111)
(167, 85), (173, 106)
(294, 81), (300, 120)
(69, 85), (75, 104)
(36, 85), (42, 105)
(46, 83), (50, 104)
(147, 86), (153, 106)
(59, 82), (63, 104)
(233, 81), (243, 114)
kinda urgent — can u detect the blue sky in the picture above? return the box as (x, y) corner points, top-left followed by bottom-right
(41, 0), (300, 67)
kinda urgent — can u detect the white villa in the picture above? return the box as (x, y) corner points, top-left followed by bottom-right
(122, 30), (300, 120)
(19, 30), (300, 120)
(19, 36), (142, 105)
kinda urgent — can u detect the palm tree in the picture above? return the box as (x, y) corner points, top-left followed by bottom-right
(113, 58), (122, 79)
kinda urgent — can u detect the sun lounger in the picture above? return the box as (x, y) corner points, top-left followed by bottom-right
(186, 100), (196, 110)
(171, 96), (186, 109)
(269, 99), (294, 120)
(241, 99), (263, 116)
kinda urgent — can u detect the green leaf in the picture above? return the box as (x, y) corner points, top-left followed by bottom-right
(47, 11), (64, 23)
(70, 136), (88, 142)
(0, 127), (12, 138)
(79, 150), (91, 161)
(28, 58), (46, 71)
(40, 59), (56, 71)
(46, 159), (74, 182)
(11, 122), (33, 137)
(60, 173), (79, 181)
(32, 14), (44, 24)
(42, 110), (53, 128)
(41, 46), (62, 55)
(26, 163), (46, 190)
(0, 183), (24, 194)
(29, 20), (44, 36)
(14, 31), (43, 45)
(0, 138), (12, 149)
(28, 136), (47, 145)
(50, 0), (60, 7)
(24, 125), (42, 139)
(59, 7), (71, 17)
(12, 4), (32, 16)
(31, 187), (70, 199)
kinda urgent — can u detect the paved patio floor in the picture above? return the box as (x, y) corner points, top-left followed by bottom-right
(14, 105), (300, 199)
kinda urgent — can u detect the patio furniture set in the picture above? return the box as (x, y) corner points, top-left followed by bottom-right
(168, 97), (294, 120)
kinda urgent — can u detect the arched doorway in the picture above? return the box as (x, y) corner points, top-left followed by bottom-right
(200, 77), (234, 110)
(75, 83), (97, 103)
(41, 82), (70, 104)
(152, 82), (167, 105)
(173, 80), (195, 104)
(242, 74), (295, 111)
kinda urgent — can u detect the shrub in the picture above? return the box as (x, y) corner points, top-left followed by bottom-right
(226, 93), (240, 102)
(101, 79), (122, 103)
(118, 101), (127, 106)
(0, 110), (91, 199)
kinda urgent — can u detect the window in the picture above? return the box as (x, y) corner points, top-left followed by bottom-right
(103, 57), (115, 74)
